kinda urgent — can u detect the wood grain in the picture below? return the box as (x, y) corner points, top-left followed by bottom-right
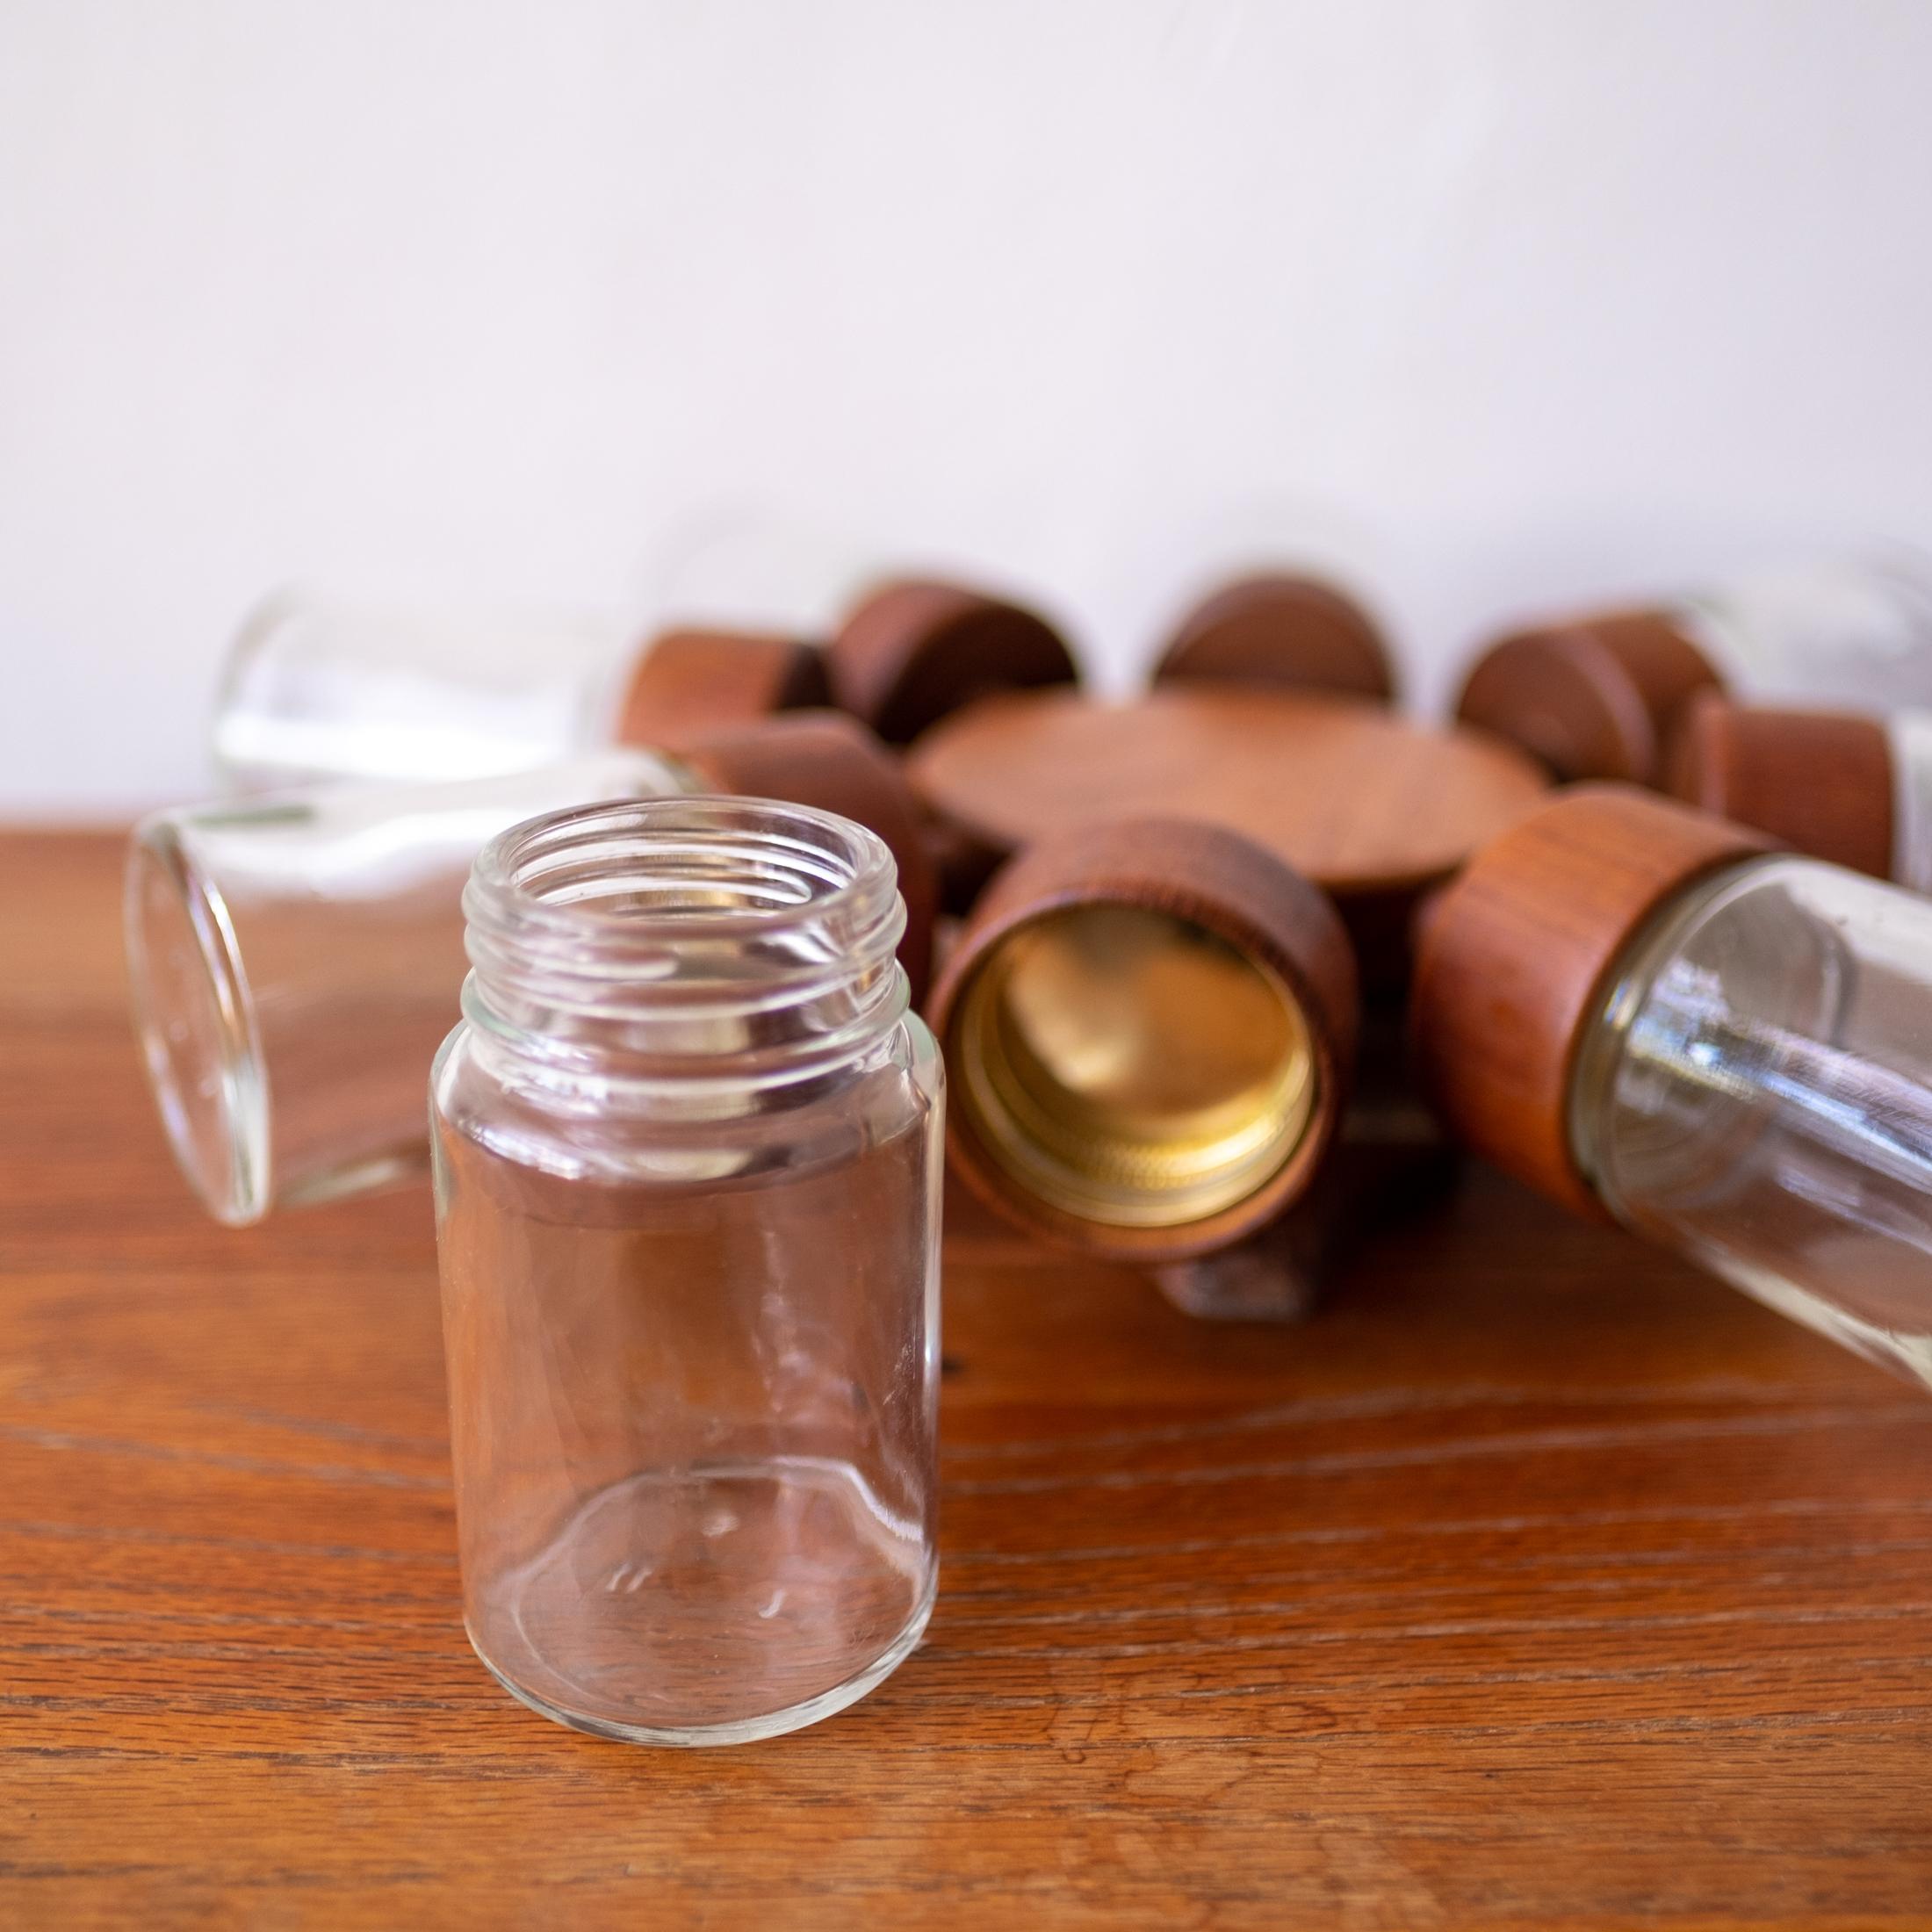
(1410, 786), (1770, 1220)
(1455, 611), (1725, 786)
(1668, 693), (1897, 880)
(927, 816), (1359, 1263)
(613, 628), (832, 749)
(1153, 573), (1396, 704)
(5, 830), (1932, 1928)
(907, 686), (1548, 906)
(829, 580), (1078, 746)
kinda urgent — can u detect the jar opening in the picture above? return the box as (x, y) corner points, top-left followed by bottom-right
(463, 797), (907, 1072)
(124, 824), (270, 1225)
(948, 903), (1316, 1227)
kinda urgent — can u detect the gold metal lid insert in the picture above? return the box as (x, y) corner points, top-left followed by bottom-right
(951, 904), (1318, 1228)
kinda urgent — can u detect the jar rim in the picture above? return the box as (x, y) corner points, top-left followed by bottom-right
(124, 816), (272, 1225)
(460, 795), (910, 1078)
(467, 793), (897, 944)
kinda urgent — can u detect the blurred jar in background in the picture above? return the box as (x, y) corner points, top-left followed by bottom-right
(211, 573), (1079, 795)
(213, 588), (831, 790)
(1456, 549), (1932, 786)
(126, 717), (934, 1225)
(433, 796), (941, 1744)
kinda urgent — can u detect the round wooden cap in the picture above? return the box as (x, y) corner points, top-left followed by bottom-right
(1410, 785), (1772, 1220)
(1666, 693), (1895, 880)
(828, 579), (1078, 745)
(678, 710), (937, 1006)
(908, 684), (1547, 907)
(613, 628), (831, 751)
(1152, 573), (1395, 703)
(927, 818), (1359, 1264)
(1454, 610), (1724, 783)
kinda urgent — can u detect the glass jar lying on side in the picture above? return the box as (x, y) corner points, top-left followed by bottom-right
(432, 797), (942, 1744)
(213, 589), (636, 789)
(125, 716), (935, 1226)
(1413, 786), (1932, 1390)
(126, 752), (685, 1224)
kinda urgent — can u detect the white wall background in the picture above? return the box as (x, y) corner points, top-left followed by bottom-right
(4, 0), (1932, 812)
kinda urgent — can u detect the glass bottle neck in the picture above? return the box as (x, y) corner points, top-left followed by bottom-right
(460, 796), (908, 1093)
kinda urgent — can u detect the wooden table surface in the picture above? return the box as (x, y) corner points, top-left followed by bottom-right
(5, 829), (1932, 1928)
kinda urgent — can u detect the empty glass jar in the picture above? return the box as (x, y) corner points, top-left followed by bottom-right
(1679, 550), (1932, 709)
(431, 797), (942, 1743)
(1414, 786), (1932, 1389)
(126, 715), (934, 1226)
(215, 589), (632, 788)
(126, 751), (688, 1223)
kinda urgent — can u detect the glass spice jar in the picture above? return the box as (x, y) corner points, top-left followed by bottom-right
(1413, 784), (1932, 1389)
(431, 796), (942, 1743)
(126, 717), (934, 1224)
(213, 588), (832, 789)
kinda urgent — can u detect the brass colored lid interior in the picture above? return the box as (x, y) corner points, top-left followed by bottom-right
(950, 903), (1318, 1228)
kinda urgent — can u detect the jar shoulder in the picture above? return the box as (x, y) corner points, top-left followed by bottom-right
(431, 1016), (942, 1189)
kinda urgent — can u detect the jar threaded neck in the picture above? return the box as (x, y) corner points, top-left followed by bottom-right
(462, 797), (907, 1085)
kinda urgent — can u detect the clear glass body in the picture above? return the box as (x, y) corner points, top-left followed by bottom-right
(1678, 549), (1932, 709)
(213, 589), (632, 789)
(126, 751), (691, 1224)
(430, 797), (942, 1744)
(1574, 854), (1932, 1388)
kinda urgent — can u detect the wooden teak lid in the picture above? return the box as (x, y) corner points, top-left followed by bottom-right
(1667, 693), (1895, 881)
(927, 818), (1359, 1264)
(1153, 573), (1395, 703)
(614, 628), (830, 750)
(679, 711), (937, 1006)
(829, 579), (1078, 745)
(1455, 609), (1724, 784)
(909, 685), (1547, 905)
(1409, 785), (1771, 1220)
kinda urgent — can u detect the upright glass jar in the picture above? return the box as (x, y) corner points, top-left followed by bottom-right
(1413, 786), (1932, 1389)
(431, 797), (943, 1744)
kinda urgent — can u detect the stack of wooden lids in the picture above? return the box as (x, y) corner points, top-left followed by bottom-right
(1667, 693), (1901, 883)
(680, 570), (1543, 1269)
(1453, 607), (1724, 785)
(1451, 592), (1928, 888)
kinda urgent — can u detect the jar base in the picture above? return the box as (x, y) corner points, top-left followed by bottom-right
(461, 1456), (937, 1746)
(468, 1568), (936, 1748)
